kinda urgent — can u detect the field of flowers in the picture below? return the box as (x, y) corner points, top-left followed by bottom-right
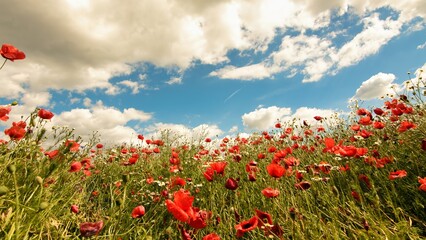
(0, 44), (425, 239)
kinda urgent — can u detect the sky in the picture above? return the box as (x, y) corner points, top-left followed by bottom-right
(0, 0), (425, 145)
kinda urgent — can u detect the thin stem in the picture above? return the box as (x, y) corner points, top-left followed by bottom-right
(12, 171), (20, 239)
(0, 59), (7, 70)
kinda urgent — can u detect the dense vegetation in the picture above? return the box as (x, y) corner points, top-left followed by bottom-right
(1, 44), (425, 239)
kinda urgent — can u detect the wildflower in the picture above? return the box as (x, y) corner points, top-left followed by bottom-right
(351, 190), (361, 201)
(266, 163), (286, 179)
(0, 105), (11, 121)
(203, 233), (221, 240)
(71, 205), (79, 214)
(37, 109), (54, 120)
(131, 205), (146, 218)
(205, 138), (211, 143)
(69, 161), (82, 172)
(235, 216), (258, 238)
(165, 189), (195, 223)
(137, 134), (144, 141)
(295, 181), (311, 190)
(314, 116), (323, 121)
(261, 187), (279, 198)
(225, 178), (239, 190)
(80, 221), (103, 237)
(1, 44), (26, 61)
(373, 108), (384, 116)
(210, 161), (227, 176)
(188, 209), (210, 229)
(4, 121), (26, 140)
(398, 121), (417, 132)
(389, 170), (407, 180)
(373, 121), (385, 129)
(418, 177), (426, 192)
(65, 140), (80, 152)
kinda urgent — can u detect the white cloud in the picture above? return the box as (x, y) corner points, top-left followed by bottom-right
(241, 105), (338, 131)
(336, 14), (402, 70)
(118, 80), (146, 94)
(352, 72), (398, 100)
(242, 106), (291, 130)
(417, 41), (426, 49)
(210, 63), (277, 80)
(48, 104), (152, 144)
(283, 107), (337, 126)
(166, 77), (182, 85)
(145, 122), (223, 143)
(21, 91), (51, 108)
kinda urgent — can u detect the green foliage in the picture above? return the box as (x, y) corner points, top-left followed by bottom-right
(1, 83), (426, 239)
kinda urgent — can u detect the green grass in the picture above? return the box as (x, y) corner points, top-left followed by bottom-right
(1, 84), (426, 239)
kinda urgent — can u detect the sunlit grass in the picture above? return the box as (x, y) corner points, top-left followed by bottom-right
(1, 76), (426, 239)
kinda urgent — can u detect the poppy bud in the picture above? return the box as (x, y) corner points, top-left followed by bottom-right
(0, 186), (9, 196)
(11, 101), (18, 106)
(7, 164), (16, 174)
(35, 176), (43, 185)
(71, 205), (79, 214)
(39, 201), (49, 211)
(122, 174), (129, 184)
(225, 178), (238, 190)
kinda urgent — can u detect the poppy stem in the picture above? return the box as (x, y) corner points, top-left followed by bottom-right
(0, 59), (7, 70)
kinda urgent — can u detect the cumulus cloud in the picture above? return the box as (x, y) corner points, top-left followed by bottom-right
(352, 72), (398, 100)
(212, 11), (407, 83)
(242, 106), (291, 130)
(242, 105), (337, 131)
(48, 104), (152, 145)
(145, 122), (223, 143)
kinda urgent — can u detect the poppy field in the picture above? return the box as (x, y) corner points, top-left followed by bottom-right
(1, 44), (426, 239)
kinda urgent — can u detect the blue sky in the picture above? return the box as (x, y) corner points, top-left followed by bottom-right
(0, 1), (425, 144)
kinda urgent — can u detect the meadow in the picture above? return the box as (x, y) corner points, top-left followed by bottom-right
(0, 44), (425, 239)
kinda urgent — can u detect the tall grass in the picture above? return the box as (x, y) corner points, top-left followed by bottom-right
(1, 78), (426, 239)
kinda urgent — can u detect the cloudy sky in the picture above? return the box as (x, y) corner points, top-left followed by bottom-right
(0, 0), (425, 144)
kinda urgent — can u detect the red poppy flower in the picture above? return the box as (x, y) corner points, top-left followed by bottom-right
(131, 205), (146, 218)
(65, 140), (80, 152)
(373, 121), (385, 129)
(203, 167), (215, 182)
(373, 108), (384, 115)
(170, 176), (186, 188)
(261, 187), (280, 198)
(4, 121), (26, 140)
(356, 108), (369, 116)
(0, 105), (11, 122)
(235, 216), (258, 238)
(389, 170), (407, 180)
(359, 115), (372, 125)
(203, 233), (221, 240)
(225, 178), (239, 190)
(37, 109), (54, 120)
(205, 137), (212, 143)
(358, 174), (371, 189)
(71, 205), (79, 214)
(69, 161), (82, 172)
(398, 121), (417, 132)
(188, 209), (210, 229)
(295, 181), (311, 190)
(418, 177), (426, 192)
(274, 122), (281, 128)
(314, 116), (323, 121)
(255, 209), (273, 227)
(80, 221), (103, 237)
(165, 189), (195, 223)
(1, 44), (26, 61)
(266, 163), (286, 178)
(351, 190), (361, 201)
(210, 161), (227, 176)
